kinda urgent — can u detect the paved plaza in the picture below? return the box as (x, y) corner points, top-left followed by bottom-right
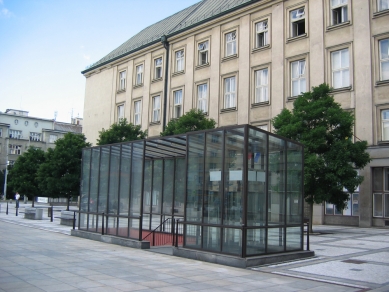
(1, 202), (389, 291)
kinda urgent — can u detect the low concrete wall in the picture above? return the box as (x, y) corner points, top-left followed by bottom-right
(71, 230), (150, 250)
(173, 248), (315, 268)
(324, 215), (359, 226)
(24, 208), (43, 220)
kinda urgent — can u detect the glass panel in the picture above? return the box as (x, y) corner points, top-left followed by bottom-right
(89, 148), (100, 213)
(119, 144), (131, 215)
(117, 218), (128, 237)
(343, 198), (351, 215)
(142, 213), (150, 231)
(152, 160), (163, 214)
(325, 202), (334, 215)
(106, 216), (117, 235)
(332, 51), (340, 70)
(373, 168), (383, 191)
(88, 214), (97, 232)
(185, 224), (202, 248)
(385, 168), (389, 191)
(222, 228), (242, 256)
(385, 194), (389, 218)
(224, 129), (244, 226)
(108, 145), (120, 214)
(268, 136), (286, 225)
(204, 131), (223, 224)
(129, 218), (140, 240)
(333, 71), (341, 89)
(382, 61), (389, 81)
(373, 193), (383, 217)
(342, 69), (350, 87)
(98, 146), (110, 213)
(341, 49), (349, 68)
(246, 228), (266, 255)
(79, 213), (87, 230)
(151, 214), (161, 230)
(268, 227), (285, 253)
(352, 193), (359, 216)
(186, 133), (204, 222)
(203, 226), (221, 252)
(247, 129), (267, 227)
(81, 149), (91, 212)
(143, 160), (152, 214)
(286, 227), (301, 251)
(174, 158), (185, 216)
(163, 159), (174, 214)
(286, 142), (303, 224)
(130, 142), (144, 217)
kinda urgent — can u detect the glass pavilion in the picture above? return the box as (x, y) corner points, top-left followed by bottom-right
(79, 125), (304, 257)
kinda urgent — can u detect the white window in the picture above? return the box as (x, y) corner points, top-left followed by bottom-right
(290, 8), (305, 37)
(378, 0), (389, 11)
(225, 31), (237, 57)
(154, 58), (162, 79)
(30, 132), (41, 142)
(198, 41), (209, 65)
(291, 60), (306, 97)
(175, 50), (184, 72)
(9, 144), (22, 155)
(379, 39), (389, 81)
(9, 129), (22, 139)
(256, 21), (268, 48)
(134, 101), (141, 126)
(331, 0), (348, 25)
(152, 95), (161, 122)
(197, 83), (208, 113)
(119, 71), (126, 90)
(331, 48), (350, 89)
(49, 134), (58, 143)
(224, 76), (236, 109)
(255, 68), (269, 103)
(136, 64), (143, 85)
(117, 104), (124, 122)
(173, 90), (183, 118)
(382, 110), (389, 141)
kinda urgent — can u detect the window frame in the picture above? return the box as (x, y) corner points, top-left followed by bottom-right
(118, 70), (126, 91)
(197, 40), (210, 66)
(151, 95), (161, 123)
(174, 49), (185, 73)
(223, 28), (238, 59)
(9, 129), (22, 139)
(331, 48), (350, 90)
(290, 59), (307, 97)
(30, 132), (41, 142)
(117, 104), (124, 122)
(49, 134), (58, 144)
(255, 20), (269, 49)
(330, 0), (349, 26)
(382, 109), (389, 141)
(379, 38), (389, 82)
(378, 0), (389, 12)
(154, 57), (163, 80)
(133, 100), (142, 126)
(290, 7), (306, 38)
(254, 67), (270, 104)
(196, 82), (209, 114)
(223, 75), (237, 110)
(135, 63), (144, 86)
(173, 89), (183, 119)
(8, 144), (22, 155)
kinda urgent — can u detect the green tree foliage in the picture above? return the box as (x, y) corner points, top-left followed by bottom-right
(37, 133), (91, 209)
(272, 84), (370, 220)
(7, 147), (46, 200)
(97, 118), (147, 145)
(160, 109), (216, 136)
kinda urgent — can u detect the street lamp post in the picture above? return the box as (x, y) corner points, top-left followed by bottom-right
(2, 161), (9, 200)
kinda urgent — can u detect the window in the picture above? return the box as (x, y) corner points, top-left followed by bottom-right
(224, 76), (236, 109)
(382, 110), (389, 141)
(255, 68), (269, 103)
(379, 39), (389, 81)
(119, 71), (126, 90)
(331, 49), (350, 89)
(117, 104), (124, 122)
(9, 144), (22, 155)
(173, 90), (183, 118)
(30, 132), (41, 142)
(49, 134), (58, 143)
(136, 64), (143, 85)
(225, 31), (237, 57)
(198, 41), (209, 65)
(175, 50), (184, 72)
(0, 128), (2, 137)
(152, 95), (161, 123)
(291, 60), (306, 97)
(378, 0), (389, 11)
(255, 20), (268, 48)
(197, 83), (208, 113)
(372, 167), (389, 217)
(290, 8), (305, 37)
(134, 100), (141, 126)
(325, 193), (359, 216)
(331, 0), (348, 25)
(9, 129), (22, 139)
(154, 58), (162, 79)
(258, 125), (268, 131)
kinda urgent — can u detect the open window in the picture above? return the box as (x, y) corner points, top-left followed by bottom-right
(290, 8), (305, 37)
(256, 20), (269, 48)
(331, 0), (348, 25)
(198, 41), (209, 66)
(154, 58), (162, 79)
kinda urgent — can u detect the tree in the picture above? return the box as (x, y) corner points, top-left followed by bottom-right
(37, 133), (91, 210)
(7, 147), (46, 203)
(160, 109), (216, 136)
(97, 118), (147, 145)
(272, 84), (370, 231)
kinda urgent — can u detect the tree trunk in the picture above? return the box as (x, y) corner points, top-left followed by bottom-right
(32, 196), (35, 207)
(309, 202), (314, 233)
(66, 195), (70, 211)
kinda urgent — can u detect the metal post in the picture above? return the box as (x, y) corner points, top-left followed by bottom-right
(102, 213), (105, 235)
(172, 218), (175, 246)
(50, 207), (53, 222)
(175, 219), (179, 248)
(16, 203), (18, 216)
(306, 222), (310, 251)
(6, 202), (8, 215)
(73, 211), (76, 230)
(152, 231), (155, 247)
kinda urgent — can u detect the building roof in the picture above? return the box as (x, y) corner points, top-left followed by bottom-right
(54, 122), (83, 134)
(82, 0), (255, 74)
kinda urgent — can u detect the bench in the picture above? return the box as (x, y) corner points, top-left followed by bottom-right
(24, 207), (43, 220)
(59, 211), (76, 226)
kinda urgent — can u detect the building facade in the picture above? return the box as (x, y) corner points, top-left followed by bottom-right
(82, 0), (389, 228)
(0, 109), (83, 172)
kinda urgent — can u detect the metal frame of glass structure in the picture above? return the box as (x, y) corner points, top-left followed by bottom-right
(79, 124), (304, 258)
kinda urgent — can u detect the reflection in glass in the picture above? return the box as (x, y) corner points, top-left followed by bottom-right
(87, 214), (97, 232)
(106, 215), (117, 235)
(89, 148), (100, 213)
(118, 217), (129, 237)
(98, 147), (110, 213)
(130, 142), (143, 216)
(246, 228), (265, 255)
(119, 144), (131, 215)
(268, 227), (284, 252)
(174, 158), (185, 216)
(108, 145), (120, 214)
(286, 227), (301, 251)
(143, 160), (152, 214)
(203, 226), (221, 251)
(286, 142), (303, 224)
(81, 149), (91, 212)
(152, 160), (163, 214)
(222, 228), (241, 255)
(163, 159), (174, 214)
(129, 218), (139, 239)
(185, 224), (202, 248)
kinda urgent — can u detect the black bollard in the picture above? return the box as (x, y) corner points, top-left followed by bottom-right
(50, 207), (53, 222)
(6, 202), (8, 215)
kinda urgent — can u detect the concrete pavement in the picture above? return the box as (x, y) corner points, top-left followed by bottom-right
(1, 201), (389, 291)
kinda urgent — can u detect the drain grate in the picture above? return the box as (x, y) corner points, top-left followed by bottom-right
(342, 259), (366, 264)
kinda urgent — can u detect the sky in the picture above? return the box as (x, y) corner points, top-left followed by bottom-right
(0, 0), (200, 123)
